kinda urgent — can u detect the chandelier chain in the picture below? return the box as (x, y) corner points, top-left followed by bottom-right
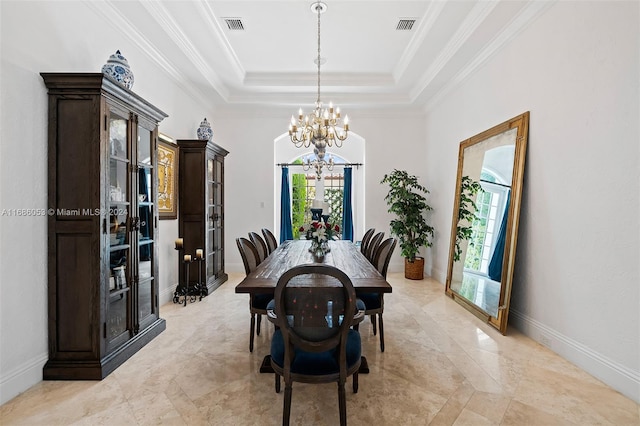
(287, 1), (350, 179)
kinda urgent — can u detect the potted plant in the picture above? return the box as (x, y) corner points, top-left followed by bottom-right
(381, 169), (434, 279)
(454, 175), (482, 262)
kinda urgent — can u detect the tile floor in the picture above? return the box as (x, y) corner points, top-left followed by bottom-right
(1, 273), (638, 425)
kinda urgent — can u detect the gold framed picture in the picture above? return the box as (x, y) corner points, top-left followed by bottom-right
(158, 133), (178, 220)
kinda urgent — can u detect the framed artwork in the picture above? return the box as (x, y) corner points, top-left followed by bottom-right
(158, 133), (178, 220)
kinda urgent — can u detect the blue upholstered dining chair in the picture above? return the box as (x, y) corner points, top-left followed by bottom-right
(236, 237), (273, 352)
(357, 237), (396, 352)
(269, 264), (363, 426)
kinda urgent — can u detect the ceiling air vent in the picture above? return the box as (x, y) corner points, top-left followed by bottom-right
(224, 18), (245, 31)
(396, 19), (416, 31)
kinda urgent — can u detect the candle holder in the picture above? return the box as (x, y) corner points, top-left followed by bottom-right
(172, 239), (185, 304)
(183, 255), (192, 307)
(310, 208), (323, 221)
(321, 214), (330, 224)
(197, 255), (207, 300)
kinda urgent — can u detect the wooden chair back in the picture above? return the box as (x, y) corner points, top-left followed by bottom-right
(248, 231), (268, 263)
(360, 228), (375, 255)
(261, 228), (278, 255)
(366, 232), (385, 263)
(274, 264), (356, 352)
(236, 237), (260, 275)
(372, 238), (397, 279)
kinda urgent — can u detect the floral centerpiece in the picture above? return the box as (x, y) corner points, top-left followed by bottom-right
(299, 221), (340, 257)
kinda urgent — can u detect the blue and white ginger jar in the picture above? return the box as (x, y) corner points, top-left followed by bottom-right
(101, 50), (134, 90)
(197, 118), (213, 141)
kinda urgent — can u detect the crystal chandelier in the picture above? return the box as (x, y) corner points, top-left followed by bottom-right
(288, 1), (349, 175)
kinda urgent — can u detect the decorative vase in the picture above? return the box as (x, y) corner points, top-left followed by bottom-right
(197, 118), (213, 141)
(309, 239), (321, 253)
(313, 252), (325, 263)
(101, 50), (134, 90)
(309, 240), (326, 262)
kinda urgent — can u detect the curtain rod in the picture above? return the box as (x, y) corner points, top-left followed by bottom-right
(277, 162), (363, 167)
(480, 179), (511, 189)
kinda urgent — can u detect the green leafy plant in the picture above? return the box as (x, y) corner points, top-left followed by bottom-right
(291, 161), (307, 239)
(381, 169), (434, 262)
(454, 175), (482, 261)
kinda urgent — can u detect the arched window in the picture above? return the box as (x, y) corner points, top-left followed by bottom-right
(274, 131), (365, 241)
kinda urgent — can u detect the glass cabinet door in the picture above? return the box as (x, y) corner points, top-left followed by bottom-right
(206, 158), (215, 279)
(135, 123), (156, 329)
(107, 112), (131, 347)
(212, 155), (224, 278)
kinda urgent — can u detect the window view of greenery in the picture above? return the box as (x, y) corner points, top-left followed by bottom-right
(290, 157), (345, 239)
(464, 189), (491, 271)
(291, 161), (313, 239)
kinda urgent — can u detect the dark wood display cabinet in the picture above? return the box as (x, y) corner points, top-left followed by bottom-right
(177, 139), (228, 297)
(41, 73), (167, 380)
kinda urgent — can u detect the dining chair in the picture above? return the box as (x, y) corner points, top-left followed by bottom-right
(365, 231), (385, 263)
(248, 231), (268, 263)
(237, 237), (273, 352)
(359, 228), (375, 256)
(359, 237), (396, 352)
(261, 228), (278, 255)
(269, 264), (362, 426)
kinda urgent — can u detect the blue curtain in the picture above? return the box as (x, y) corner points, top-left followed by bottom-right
(488, 191), (511, 281)
(341, 167), (354, 241)
(279, 167), (293, 243)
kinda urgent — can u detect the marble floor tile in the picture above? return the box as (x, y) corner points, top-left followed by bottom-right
(1, 273), (638, 425)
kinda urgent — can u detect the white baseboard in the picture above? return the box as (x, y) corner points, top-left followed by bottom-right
(509, 308), (640, 403)
(226, 262), (245, 275)
(0, 353), (47, 405)
(159, 282), (177, 306)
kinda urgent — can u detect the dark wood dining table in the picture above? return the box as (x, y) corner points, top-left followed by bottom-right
(235, 239), (393, 295)
(235, 239), (393, 373)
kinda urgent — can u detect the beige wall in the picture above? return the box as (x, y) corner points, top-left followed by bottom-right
(1, 0), (638, 405)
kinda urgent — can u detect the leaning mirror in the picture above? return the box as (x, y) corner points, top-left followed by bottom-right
(445, 112), (529, 334)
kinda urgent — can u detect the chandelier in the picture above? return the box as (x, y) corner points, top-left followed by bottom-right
(302, 152), (335, 180)
(288, 1), (349, 176)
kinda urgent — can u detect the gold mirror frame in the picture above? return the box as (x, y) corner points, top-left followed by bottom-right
(445, 112), (529, 334)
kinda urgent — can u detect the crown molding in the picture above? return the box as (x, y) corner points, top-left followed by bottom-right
(423, 0), (554, 112)
(393, 0), (446, 81)
(141, 1), (230, 100)
(243, 71), (395, 87)
(84, 0), (216, 111)
(410, 0), (499, 103)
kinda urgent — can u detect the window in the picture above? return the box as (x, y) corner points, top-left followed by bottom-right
(464, 171), (509, 275)
(290, 155), (345, 238)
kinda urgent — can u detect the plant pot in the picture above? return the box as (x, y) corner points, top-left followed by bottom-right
(404, 257), (424, 280)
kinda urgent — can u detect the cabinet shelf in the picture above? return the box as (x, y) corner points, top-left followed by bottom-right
(109, 287), (129, 299)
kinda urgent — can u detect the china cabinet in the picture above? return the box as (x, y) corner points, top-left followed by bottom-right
(177, 139), (228, 297)
(41, 73), (167, 379)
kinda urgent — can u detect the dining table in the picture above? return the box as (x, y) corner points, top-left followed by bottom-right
(235, 239), (393, 373)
